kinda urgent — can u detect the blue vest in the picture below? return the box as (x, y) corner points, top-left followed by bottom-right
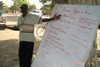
(0, 10), (3, 15)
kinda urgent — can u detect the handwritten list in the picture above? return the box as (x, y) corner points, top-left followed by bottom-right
(31, 5), (100, 67)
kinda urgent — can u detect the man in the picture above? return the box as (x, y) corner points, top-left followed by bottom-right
(17, 4), (61, 67)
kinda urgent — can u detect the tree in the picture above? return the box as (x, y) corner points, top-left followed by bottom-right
(40, 0), (100, 7)
(40, 0), (51, 4)
(0, 1), (4, 10)
(10, 5), (16, 13)
(39, 0), (68, 15)
(12, 0), (31, 7)
(12, 0), (31, 9)
(40, 4), (51, 15)
(28, 5), (36, 11)
(3, 5), (9, 13)
(11, 0), (32, 13)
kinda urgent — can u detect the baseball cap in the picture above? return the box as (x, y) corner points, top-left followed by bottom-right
(20, 4), (28, 9)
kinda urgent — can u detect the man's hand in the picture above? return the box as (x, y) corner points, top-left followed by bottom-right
(42, 13), (61, 22)
(53, 13), (61, 20)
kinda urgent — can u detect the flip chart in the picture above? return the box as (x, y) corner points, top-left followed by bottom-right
(31, 4), (100, 67)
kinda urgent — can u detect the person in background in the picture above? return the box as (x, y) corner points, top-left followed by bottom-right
(0, 10), (4, 20)
(17, 4), (61, 67)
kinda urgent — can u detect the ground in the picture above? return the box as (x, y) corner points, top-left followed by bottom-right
(0, 29), (19, 67)
(0, 28), (41, 67)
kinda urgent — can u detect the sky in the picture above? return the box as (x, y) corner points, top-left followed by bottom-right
(0, 0), (43, 9)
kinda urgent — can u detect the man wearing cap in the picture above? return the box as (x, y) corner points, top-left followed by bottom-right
(17, 4), (61, 67)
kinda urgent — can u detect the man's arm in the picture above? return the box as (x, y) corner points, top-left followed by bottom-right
(42, 14), (61, 22)
(42, 18), (53, 22)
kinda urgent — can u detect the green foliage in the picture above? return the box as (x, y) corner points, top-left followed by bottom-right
(39, 0), (51, 4)
(41, 4), (51, 10)
(40, 4), (51, 15)
(11, 0), (31, 11)
(0, 1), (4, 10)
(29, 5), (36, 11)
(32, 57), (34, 62)
(3, 5), (9, 13)
(10, 0), (36, 13)
(10, 5), (16, 10)
(97, 50), (100, 57)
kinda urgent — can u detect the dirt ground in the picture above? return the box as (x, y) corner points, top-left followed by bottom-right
(0, 29), (19, 67)
(0, 28), (41, 67)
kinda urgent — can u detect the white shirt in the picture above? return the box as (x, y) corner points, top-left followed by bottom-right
(17, 14), (40, 42)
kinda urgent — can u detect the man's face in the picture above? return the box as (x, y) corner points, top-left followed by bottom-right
(20, 8), (28, 14)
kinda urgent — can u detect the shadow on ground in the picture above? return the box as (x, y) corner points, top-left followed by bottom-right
(0, 39), (19, 67)
(0, 25), (19, 31)
(0, 39), (41, 67)
(6, 26), (19, 31)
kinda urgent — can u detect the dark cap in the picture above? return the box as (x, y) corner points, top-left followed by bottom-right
(20, 4), (28, 9)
